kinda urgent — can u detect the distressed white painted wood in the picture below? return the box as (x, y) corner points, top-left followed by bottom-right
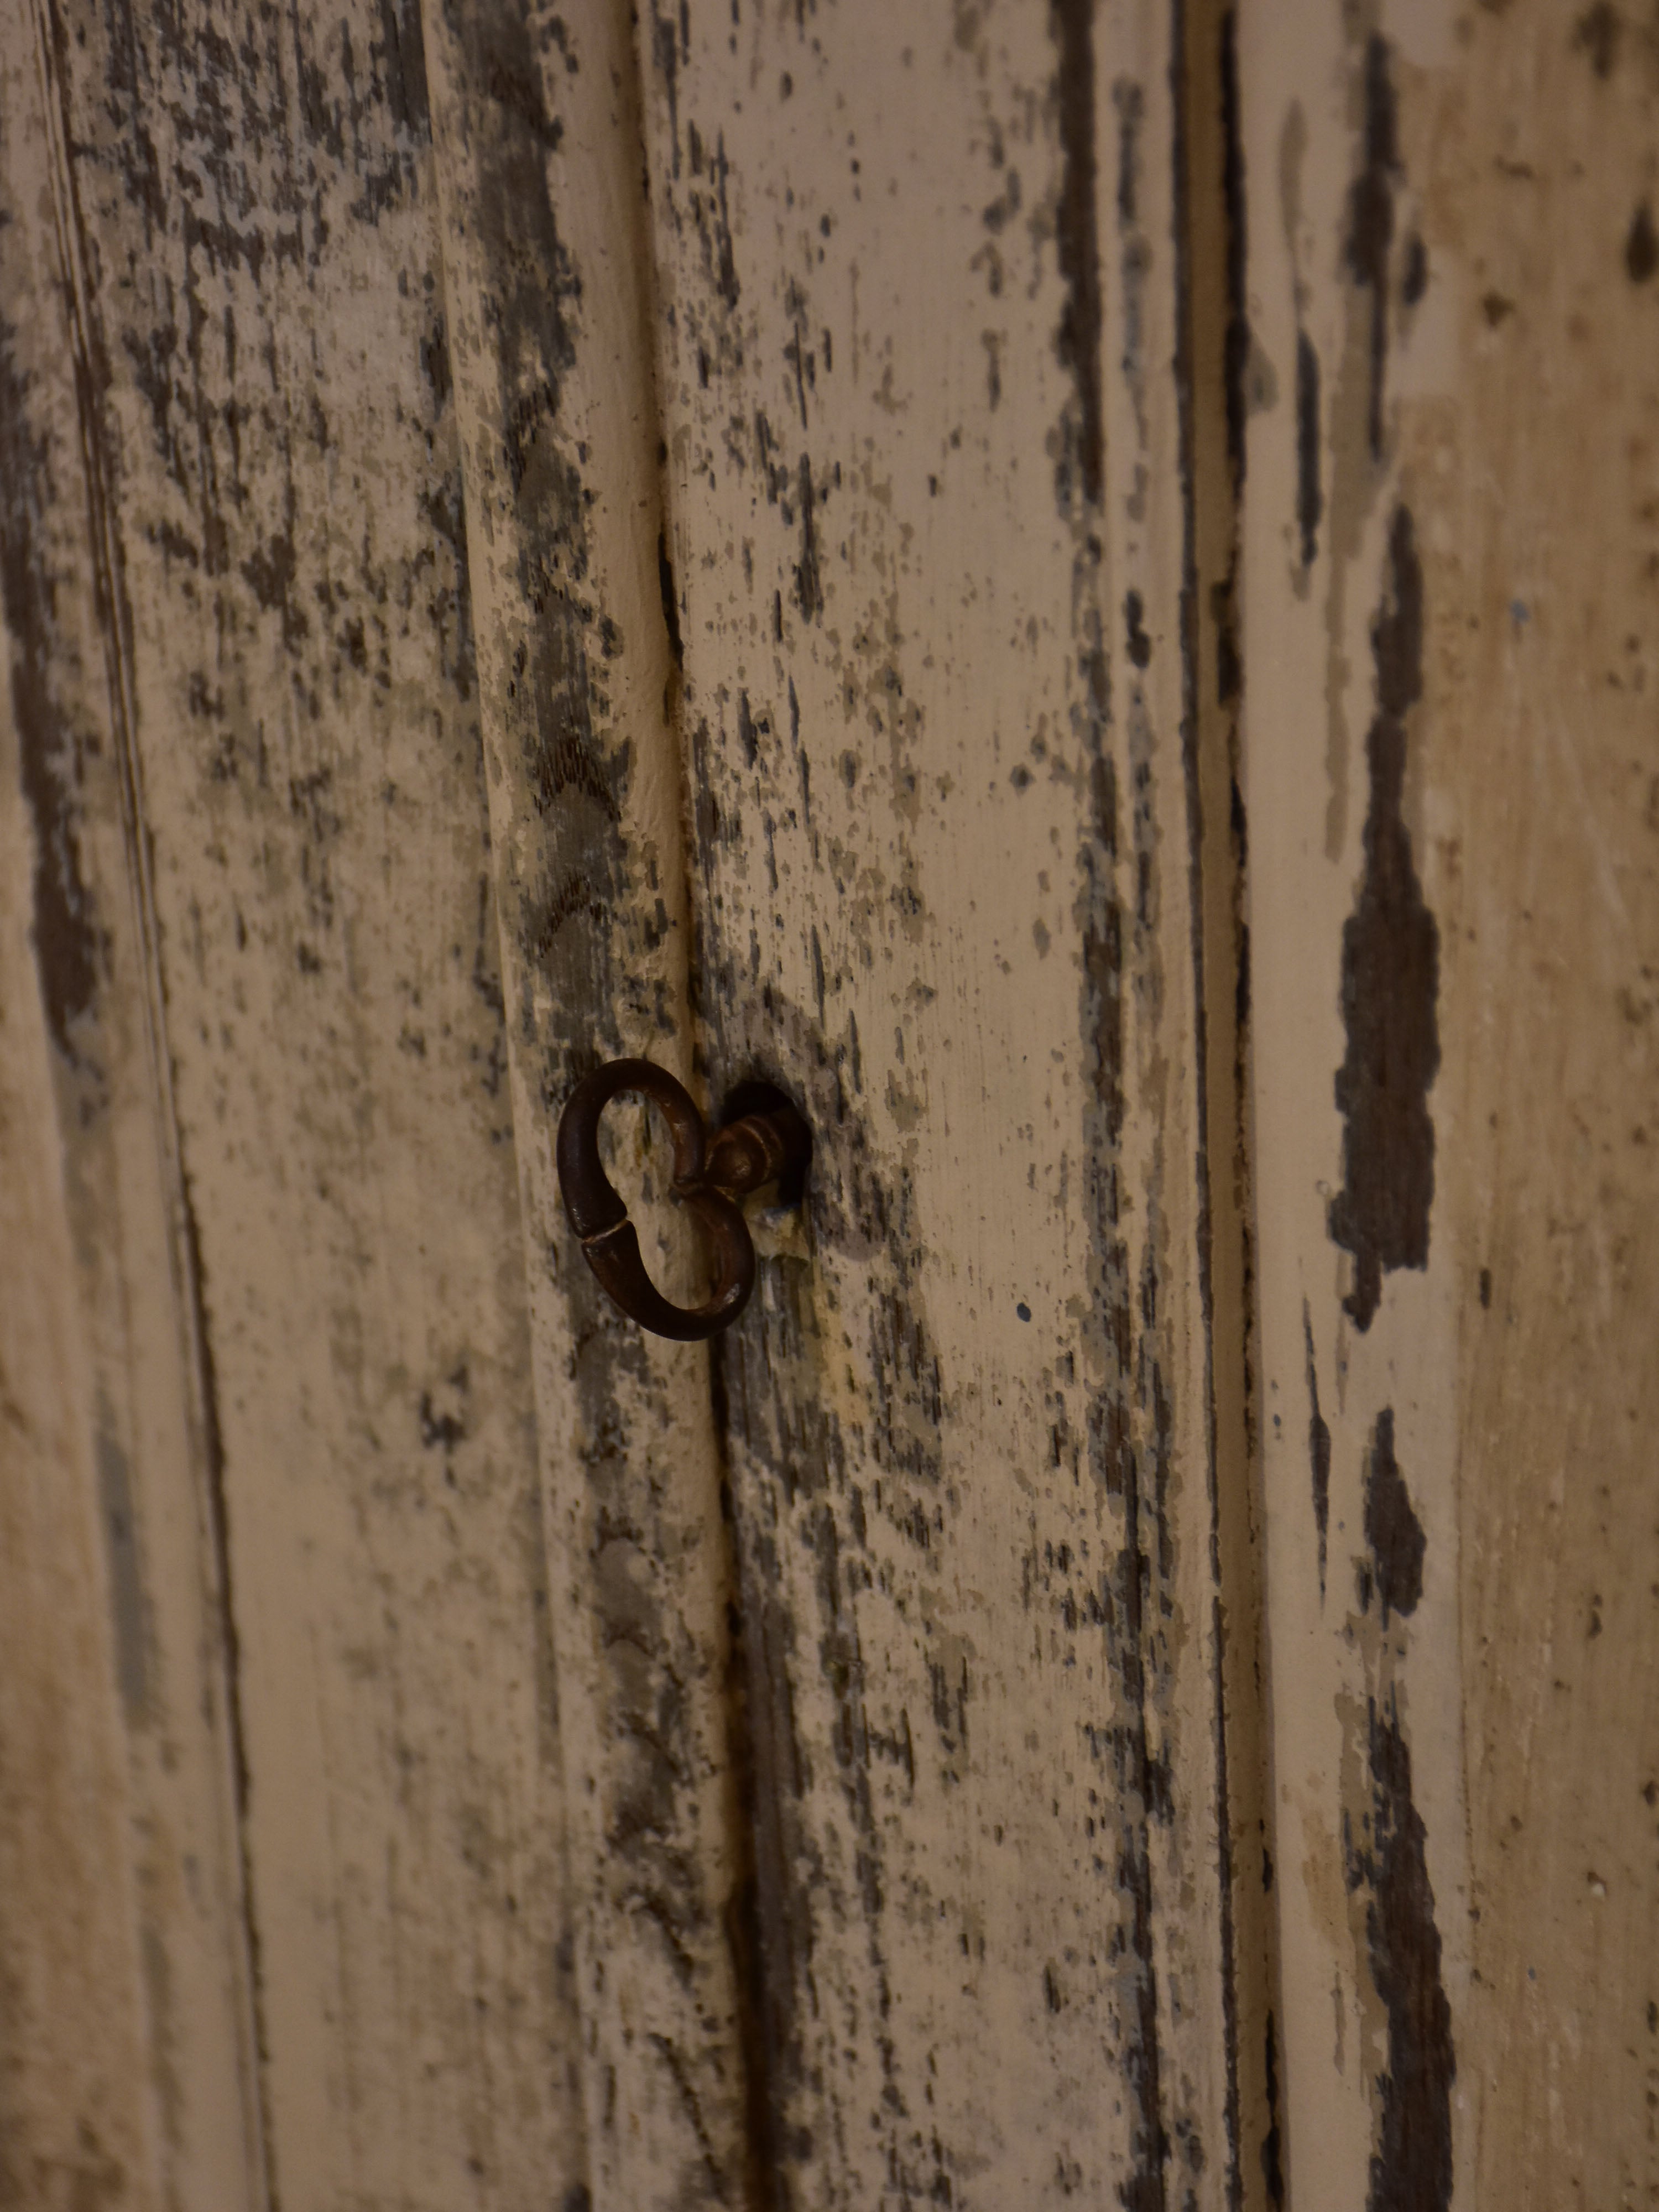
(0, 20), (263, 2203)
(632, 2), (1255, 2202)
(0, 0), (587, 2203)
(0, 549), (233, 2212)
(1239, 5), (1659, 2209)
(18, 0), (1658, 2206)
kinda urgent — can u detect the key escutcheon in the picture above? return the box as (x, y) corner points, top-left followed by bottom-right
(556, 1059), (809, 1340)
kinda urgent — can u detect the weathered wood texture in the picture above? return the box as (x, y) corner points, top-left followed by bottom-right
(1240, 5), (1659, 2209)
(0, 0), (586, 2204)
(420, 0), (755, 2201)
(1, 18), (262, 2204)
(0, 698), (184, 2211)
(0, 518), (234, 2212)
(635, 1), (1258, 2202)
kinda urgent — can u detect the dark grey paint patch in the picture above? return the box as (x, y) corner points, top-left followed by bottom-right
(1626, 203), (1657, 284)
(658, 532), (685, 667)
(1344, 35), (1400, 461)
(687, 125), (740, 314)
(1295, 332), (1321, 567)
(1051, 0), (1104, 508)
(1172, 14), (1249, 2191)
(1365, 1699), (1454, 2212)
(1074, 704), (1171, 2212)
(1400, 235), (1428, 309)
(649, 2), (686, 169)
(1065, 97), (1169, 2172)
(96, 1419), (151, 1722)
(0, 311), (104, 1063)
(369, 0), (431, 140)
(1329, 506), (1439, 1331)
(1362, 1408), (1423, 1626)
(794, 453), (822, 621)
(1302, 1302), (1331, 1598)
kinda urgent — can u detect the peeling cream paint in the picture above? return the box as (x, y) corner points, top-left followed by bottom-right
(9, 3), (1652, 2210)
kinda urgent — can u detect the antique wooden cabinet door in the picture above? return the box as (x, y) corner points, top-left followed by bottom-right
(1, 0), (1654, 2208)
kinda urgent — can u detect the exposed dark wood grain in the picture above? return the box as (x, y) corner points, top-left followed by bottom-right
(1243, 4), (1659, 2206)
(1329, 506), (1438, 1333)
(635, 2), (1253, 2203)
(0, 13), (265, 2202)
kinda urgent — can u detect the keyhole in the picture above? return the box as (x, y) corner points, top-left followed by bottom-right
(718, 1077), (812, 1209)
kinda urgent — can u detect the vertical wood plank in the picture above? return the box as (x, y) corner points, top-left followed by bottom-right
(1, 19), (263, 2204)
(421, 0), (756, 2201)
(1240, 4), (1659, 2208)
(1178, 4), (1282, 2202)
(0, 716), (169, 2210)
(6, 0), (590, 2201)
(633, 2), (1261, 2203)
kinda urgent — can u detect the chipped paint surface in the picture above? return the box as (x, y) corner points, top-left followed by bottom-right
(421, 0), (754, 2199)
(18, 0), (1658, 2208)
(0, 514), (177, 2210)
(0, 0), (584, 2200)
(633, 2), (1248, 2201)
(0, 13), (265, 2202)
(1241, 4), (1659, 2209)
(0, 0), (1256, 2201)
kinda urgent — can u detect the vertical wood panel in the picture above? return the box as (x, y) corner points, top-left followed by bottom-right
(3, 0), (589, 2201)
(422, 0), (755, 2201)
(633, 2), (1260, 2203)
(0, 719), (169, 2209)
(1240, 4), (1659, 2208)
(0, 17), (263, 2204)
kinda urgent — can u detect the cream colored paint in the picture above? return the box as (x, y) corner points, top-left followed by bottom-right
(0, 557), (189, 2212)
(1241, 3), (1659, 2208)
(421, 1), (754, 2201)
(637, 1), (1246, 2201)
(9, 1), (1655, 2207)
(0, 17), (263, 2204)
